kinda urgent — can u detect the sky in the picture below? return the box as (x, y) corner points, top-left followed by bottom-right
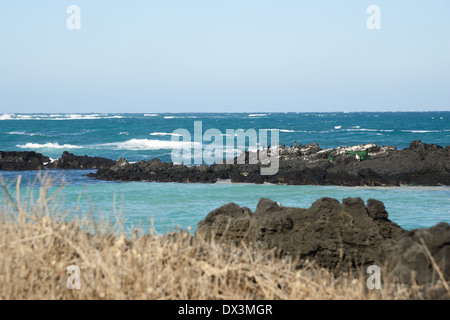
(0, 0), (449, 113)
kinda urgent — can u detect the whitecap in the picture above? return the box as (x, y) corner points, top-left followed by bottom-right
(280, 129), (295, 133)
(334, 126), (342, 129)
(150, 132), (182, 137)
(249, 114), (269, 117)
(1, 113), (126, 120)
(344, 128), (377, 132)
(98, 139), (200, 151)
(144, 114), (158, 117)
(401, 130), (439, 133)
(8, 131), (46, 137)
(17, 143), (83, 149)
(0, 113), (14, 120)
(8, 131), (27, 135)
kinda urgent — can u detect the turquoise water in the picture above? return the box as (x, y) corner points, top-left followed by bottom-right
(1, 112), (449, 233)
(0, 170), (449, 234)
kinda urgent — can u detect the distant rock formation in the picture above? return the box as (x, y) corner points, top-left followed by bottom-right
(3, 140), (450, 186)
(46, 151), (116, 170)
(195, 197), (450, 288)
(0, 151), (49, 170)
(0, 151), (116, 171)
(90, 140), (450, 186)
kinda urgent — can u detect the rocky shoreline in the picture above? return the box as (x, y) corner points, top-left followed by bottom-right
(195, 196), (450, 294)
(1, 140), (449, 186)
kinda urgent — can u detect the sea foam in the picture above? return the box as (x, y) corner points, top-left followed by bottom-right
(17, 143), (83, 149)
(150, 132), (183, 137)
(98, 139), (200, 151)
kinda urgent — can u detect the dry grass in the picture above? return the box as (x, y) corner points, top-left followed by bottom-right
(0, 174), (445, 300)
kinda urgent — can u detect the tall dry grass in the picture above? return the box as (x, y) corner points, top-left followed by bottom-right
(0, 174), (446, 300)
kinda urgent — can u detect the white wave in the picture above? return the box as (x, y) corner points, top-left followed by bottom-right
(334, 126), (342, 129)
(69, 114), (100, 119)
(0, 113), (14, 120)
(7, 131), (46, 137)
(98, 139), (200, 151)
(65, 114), (123, 120)
(249, 114), (269, 117)
(150, 132), (182, 137)
(8, 131), (27, 135)
(345, 127), (393, 133)
(280, 129), (295, 133)
(119, 132), (129, 135)
(17, 143), (83, 149)
(1, 114), (124, 120)
(144, 114), (158, 117)
(401, 130), (439, 133)
(164, 116), (176, 119)
(344, 128), (378, 132)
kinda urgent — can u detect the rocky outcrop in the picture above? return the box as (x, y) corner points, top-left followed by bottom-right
(90, 140), (450, 186)
(4, 140), (450, 186)
(197, 197), (405, 272)
(0, 151), (117, 171)
(89, 158), (218, 182)
(385, 223), (450, 286)
(0, 151), (49, 170)
(47, 151), (116, 170)
(195, 197), (450, 288)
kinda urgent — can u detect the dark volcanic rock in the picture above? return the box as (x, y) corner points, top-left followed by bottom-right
(196, 197), (450, 287)
(48, 151), (116, 170)
(89, 140), (450, 186)
(386, 222), (450, 286)
(197, 197), (405, 272)
(90, 158), (219, 182)
(0, 151), (49, 170)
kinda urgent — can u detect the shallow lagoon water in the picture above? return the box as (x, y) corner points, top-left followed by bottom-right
(1, 170), (448, 234)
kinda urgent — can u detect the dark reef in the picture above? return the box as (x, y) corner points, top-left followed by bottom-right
(2, 140), (449, 186)
(89, 140), (450, 186)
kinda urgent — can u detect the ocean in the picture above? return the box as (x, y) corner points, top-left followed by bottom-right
(1, 112), (449, 233)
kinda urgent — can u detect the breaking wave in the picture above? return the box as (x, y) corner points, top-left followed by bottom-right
(97, 139), (200, 151)
(17, 143), (83, 149)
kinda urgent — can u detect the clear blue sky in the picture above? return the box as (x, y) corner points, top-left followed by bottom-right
(1, 1), (449, 113)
